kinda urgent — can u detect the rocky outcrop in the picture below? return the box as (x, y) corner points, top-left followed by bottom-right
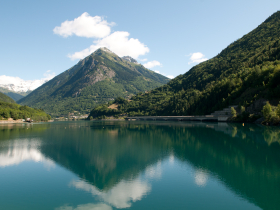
(122, 56), (138, 64)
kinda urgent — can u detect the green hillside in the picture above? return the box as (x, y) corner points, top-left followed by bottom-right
(0, 87), (28, 101)
(19, 48), (169, 117)
(0, 93), (50, 121)
(0, 92), (15, 103)
(88, 11), (280, 119)
(0, 102), (51, 121)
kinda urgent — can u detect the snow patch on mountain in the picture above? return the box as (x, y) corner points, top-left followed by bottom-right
(0, 71), (55, 93)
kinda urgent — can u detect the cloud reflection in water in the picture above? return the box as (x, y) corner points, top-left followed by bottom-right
(0, 139), (55, 169)
(194, 169), (209, 187)
(145, 160), (162, 180)
(55, 203), (112, 210)
(70, 177), (151, 209)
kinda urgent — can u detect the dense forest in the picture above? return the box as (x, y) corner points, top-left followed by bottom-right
(19, 48), (169, 117)
(0, 93), (51, 121)
(88, 11), (280, 119)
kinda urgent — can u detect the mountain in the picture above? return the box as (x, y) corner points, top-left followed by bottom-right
(0, 87), (30, 102)
(19, 48), (169, 117)
(0, 75), (51, 93)
(88, 11), (280, 119)
(0, 92), (15, 103)
(0, 74), (53, 101)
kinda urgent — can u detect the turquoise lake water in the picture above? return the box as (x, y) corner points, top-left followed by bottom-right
(0, 121), (280, 210)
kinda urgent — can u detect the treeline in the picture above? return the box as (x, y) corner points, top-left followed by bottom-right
(88, 11), (280, 119)
(0, 101), (51, 121)
(88, 97), (127, 119)
(261, 101), (280, 125)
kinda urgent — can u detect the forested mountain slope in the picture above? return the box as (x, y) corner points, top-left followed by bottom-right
(0, 92), (15, 103)
(0, 92), (50, 121)
(88, 11), (280, 118)
(19, 48), (169, 117)
(0, 87), (28, 101)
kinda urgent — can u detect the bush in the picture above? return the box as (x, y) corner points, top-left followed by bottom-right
(240, 106), (246, 114)
(231, 107), (237, 117)
(262, 101), (273, 120)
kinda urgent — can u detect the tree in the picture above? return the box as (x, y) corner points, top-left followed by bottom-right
(240, 106), (246, 113)
(276, 102), (280, 117)
(262, 101), (272, 120)
(231, 107), (237, 117)
(2, 109), (10, 119)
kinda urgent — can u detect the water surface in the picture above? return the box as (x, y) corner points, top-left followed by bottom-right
(0, 121), (280, 210)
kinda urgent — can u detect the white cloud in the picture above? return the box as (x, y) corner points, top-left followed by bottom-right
(68, 31), (149, 60)
(143, 60), (162, 69)
(188, 52), (208, 64)
(53, 12), (112, 38)
(150, 70), (174, 79)
(139, 58), (148, 62)
(0, 71), (55, 92)
(54, 13), (150, 60)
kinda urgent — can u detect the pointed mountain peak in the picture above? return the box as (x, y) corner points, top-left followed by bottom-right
(99, 47), (115, 54)
(88, 47), (118, 59)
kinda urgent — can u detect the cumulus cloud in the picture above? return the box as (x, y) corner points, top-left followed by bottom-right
(53, 12), (112, 38)
(54, 13), (150, 60)
(188, 52), (208, 64)
(143, 60), (162, 69)
(0, 70), (55, 92)
(68, 31), (149, 60)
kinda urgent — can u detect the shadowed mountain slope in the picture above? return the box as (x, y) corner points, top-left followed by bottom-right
(0, 92), (15, 103)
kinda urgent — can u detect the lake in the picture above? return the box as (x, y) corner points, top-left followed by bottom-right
(0, 121), (280, 210)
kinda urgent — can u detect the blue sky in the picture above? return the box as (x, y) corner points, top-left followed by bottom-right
(0, 0), (280, 82)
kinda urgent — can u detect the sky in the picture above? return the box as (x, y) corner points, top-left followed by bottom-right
(0, 0), (280, 85)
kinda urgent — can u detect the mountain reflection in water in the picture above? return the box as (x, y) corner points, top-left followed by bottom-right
(0, 121), (280, 210)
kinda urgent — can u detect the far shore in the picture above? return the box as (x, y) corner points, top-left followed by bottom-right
(0, 119), (54, 124)
(0, 119), (25, 124)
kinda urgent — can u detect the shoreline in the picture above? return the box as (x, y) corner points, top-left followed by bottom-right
(0, 120), (26, 124)
(0, 119), (54, 124)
